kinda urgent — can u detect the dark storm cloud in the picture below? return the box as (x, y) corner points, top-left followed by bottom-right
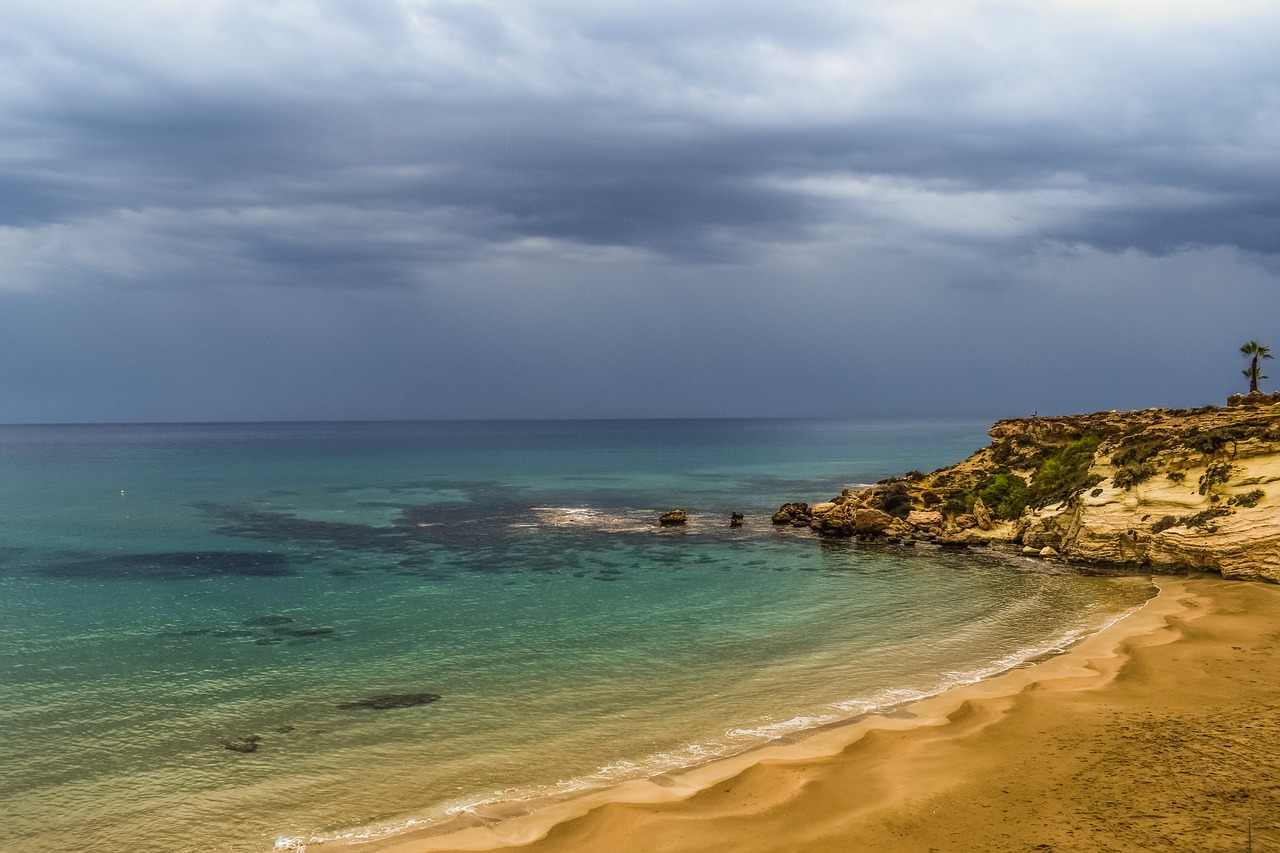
(6, 0), (1279, 269)
(2, 0), (1280, 421)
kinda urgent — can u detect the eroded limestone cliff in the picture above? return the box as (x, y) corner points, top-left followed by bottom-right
(777, 404), (1280, 583)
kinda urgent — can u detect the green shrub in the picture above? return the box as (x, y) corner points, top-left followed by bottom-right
(974, 471), (1030, 520)
(1030, 435), (1102, 506)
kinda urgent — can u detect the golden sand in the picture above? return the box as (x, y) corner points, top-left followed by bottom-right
(332, 576), (1280, 853)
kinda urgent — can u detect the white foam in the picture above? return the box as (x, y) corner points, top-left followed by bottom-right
(527, 506), (653, 533)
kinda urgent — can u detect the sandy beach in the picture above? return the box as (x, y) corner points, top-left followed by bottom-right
(329, 574), (1280, 853)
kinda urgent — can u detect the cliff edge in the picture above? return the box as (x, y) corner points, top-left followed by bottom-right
(776, 404), (1280, 583)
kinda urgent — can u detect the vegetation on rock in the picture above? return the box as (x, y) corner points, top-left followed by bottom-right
(1113, 461), (1158, 490)
(1199, 461), (1235, 495)
(776, 402), (1280, 582)
(973, 472), (1030, 520)
(1227, 489), (1265, 508)
(1030, 435), (1103, 505)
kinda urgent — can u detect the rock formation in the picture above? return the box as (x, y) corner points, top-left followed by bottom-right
(776, 404), (1280, 583)
(659, 509), (688, 526)
(771, 502), (811, 526)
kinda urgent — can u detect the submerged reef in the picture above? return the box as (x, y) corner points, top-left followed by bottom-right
(337, 692), (442, 711)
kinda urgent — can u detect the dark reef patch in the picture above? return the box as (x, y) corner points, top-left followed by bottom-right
(271, 626), (335, 638)
(186, 489), (784, 584)
(41, 551), (294, 580)
(243, 615), (294, 627)
(337, 692), (441, 711)
(159, 614), (337, 646)
(195, 504), (422, 551)
(221, 734), (262, 753)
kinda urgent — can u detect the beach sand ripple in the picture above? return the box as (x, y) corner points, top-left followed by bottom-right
(346, 577), (1280, 853)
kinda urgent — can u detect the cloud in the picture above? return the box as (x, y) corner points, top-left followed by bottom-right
(1, 0), (1279, 419)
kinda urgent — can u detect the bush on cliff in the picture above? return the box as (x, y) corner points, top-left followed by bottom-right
(1110, 438), (1162, 468)
(1030, 435), (1102, 507)
(868, 481), (913, 518)
(1228, 489), (1265, 508)
(1199, 461), (1235, 495)
(974, 471), (1030, 520)
(1113, 461), (1157, 490)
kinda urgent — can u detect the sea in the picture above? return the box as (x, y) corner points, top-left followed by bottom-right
(0, 419), (1154, 852)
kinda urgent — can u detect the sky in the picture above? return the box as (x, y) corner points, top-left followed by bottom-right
(2, 0), (1279, 422)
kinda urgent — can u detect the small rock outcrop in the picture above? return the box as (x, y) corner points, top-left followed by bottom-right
(729, 512), (744, 527)
(659, 509), (689, 526)
(1228, 391), (1280, 407)
(771, 502), (811, 526)
(972, 497), (994, 530)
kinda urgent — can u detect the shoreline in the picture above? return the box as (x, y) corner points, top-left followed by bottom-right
(310, 573), (1273, 853)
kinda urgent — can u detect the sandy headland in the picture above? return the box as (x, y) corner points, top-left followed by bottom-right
(313, 574), (1280, 853)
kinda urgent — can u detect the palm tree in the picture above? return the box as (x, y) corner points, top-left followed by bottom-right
(1241, 341), (1273, 394)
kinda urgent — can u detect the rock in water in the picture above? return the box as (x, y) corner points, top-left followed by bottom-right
(771, 502), (811, 525)
(729, 512), (744, 527)
(658, 509), (688, 526)
(222, 734), (262, 753)
(337, 692), (442, 711)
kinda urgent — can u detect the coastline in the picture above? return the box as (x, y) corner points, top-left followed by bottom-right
(314, 573), (1280, 853)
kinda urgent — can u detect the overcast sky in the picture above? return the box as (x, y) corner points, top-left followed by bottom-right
(2, 0), (1278, 422)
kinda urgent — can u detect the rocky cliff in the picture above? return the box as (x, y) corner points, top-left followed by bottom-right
(776, 403), (1280, 583)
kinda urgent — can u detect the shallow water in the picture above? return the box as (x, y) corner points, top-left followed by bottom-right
(0, 420), (1152, 852)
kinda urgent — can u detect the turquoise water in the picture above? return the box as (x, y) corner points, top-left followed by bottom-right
(0, 420), (1152, 852)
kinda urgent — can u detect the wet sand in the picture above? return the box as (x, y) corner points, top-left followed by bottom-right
(336, 576), (1280, 853)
